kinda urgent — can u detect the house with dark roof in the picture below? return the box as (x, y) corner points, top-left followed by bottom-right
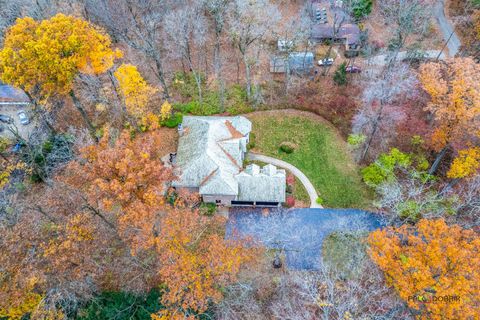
(0, 83), (30, 105)
(173, 116), (286, 207)
(311, 23), (361, 51)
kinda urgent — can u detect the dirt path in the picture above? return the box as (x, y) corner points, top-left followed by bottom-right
(247, 153), (323, 208)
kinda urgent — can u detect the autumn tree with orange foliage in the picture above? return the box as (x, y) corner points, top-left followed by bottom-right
(418, 58), (480, 176)
(63, 128), (173, 251)
(1, 128), (257, 318)
(0, 179), (146, 318)
(368, 219), (480, 320)
(151, 209), (258, 319)
(0, 14), (122, 139)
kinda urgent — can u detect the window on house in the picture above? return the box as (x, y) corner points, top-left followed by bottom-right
(215, 200), (221, 204)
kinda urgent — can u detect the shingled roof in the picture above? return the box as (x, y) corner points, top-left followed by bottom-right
(0, 84), (29, 103)
(311, 23), (360, 45)
(174, 116), (252, 196)
(236, 164), (286, 202)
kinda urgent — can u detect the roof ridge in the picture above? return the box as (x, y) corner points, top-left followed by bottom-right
(199, 167), (219, 187)
(217, 142), (242, 169)
(225, 120), (244, 139)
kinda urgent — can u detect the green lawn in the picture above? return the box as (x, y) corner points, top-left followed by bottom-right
(247, 111), (371, 208)
(293, 176), (309, 204)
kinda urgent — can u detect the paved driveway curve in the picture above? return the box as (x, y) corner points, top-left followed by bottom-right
(247, 153), (322, 208)
(435, 0), (461, 57)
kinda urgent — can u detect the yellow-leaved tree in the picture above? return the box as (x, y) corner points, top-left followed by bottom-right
(418, 58), (480, 176)
(447, 147), (480, 179)
(160, 100), (172, 121)
(114, 63), (158, 118)
(0, 14), (122, 139)
(368, 219), (480, 320)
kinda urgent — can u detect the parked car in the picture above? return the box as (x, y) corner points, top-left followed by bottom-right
(318, 58), (334, 66)
(345, 65), (362, 73)
(0, 114), (13, 124)
(17, 110), (30, 125)
(315, 8), (327, 21)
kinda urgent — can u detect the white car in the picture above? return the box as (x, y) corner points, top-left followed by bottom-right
(17, 110), (30, 125)
(318, 58), (334, 66)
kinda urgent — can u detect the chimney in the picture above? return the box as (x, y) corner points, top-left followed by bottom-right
(178, 123), (184, 137)
(263, 164), (277, 176)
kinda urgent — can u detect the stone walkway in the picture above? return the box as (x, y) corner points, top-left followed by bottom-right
(247, 153), (322, 208)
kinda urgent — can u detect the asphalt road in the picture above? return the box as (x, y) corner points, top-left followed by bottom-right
(369, 50), (447, 65)
(435, 0), (461, 57)
(368, 0), (460, 66)
(226, 208), (384, 270)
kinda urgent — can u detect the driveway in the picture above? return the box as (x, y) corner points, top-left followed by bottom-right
(247, 153), (322, 208)
(368, 50), (446, 66)
(0, 84), (34, 139)
(435, 0), (461, 57)
(227, 208), (384, 270)
(0, 104), (34, 139)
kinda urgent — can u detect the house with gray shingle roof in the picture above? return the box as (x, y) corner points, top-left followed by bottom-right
(173, 116), (286, 207)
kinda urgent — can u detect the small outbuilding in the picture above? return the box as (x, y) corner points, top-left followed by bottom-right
(270, 52), (314, 74)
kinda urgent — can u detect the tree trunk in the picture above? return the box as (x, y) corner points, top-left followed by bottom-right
(203, 45), (209, 83)
(153, 55), (170, 99)
(24, 91), (56, 134)
(33, 205), (56, 222)
(84, 204), (115, 230)
(69, 90), (98, 142)
(387, 33), (406, 67)
(242, 53), (252, 100)
(214, 28), (225, 110)
(323, 43), (334, 76)
(429, 146), (448, 175)
(441, 178), (459, 195)
(186, 43), (203, 107)
(193, 70), (203, 106)
(108, 70), (126, 115)
(284, 56), (291, 95)
(361, 104), (385, 162)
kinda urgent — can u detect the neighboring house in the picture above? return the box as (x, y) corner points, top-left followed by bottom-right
(173, 116), (286, 207)
(270, 52), (315, 74)
(0, 83), (29, 105)
(311, 23), (361, 52)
